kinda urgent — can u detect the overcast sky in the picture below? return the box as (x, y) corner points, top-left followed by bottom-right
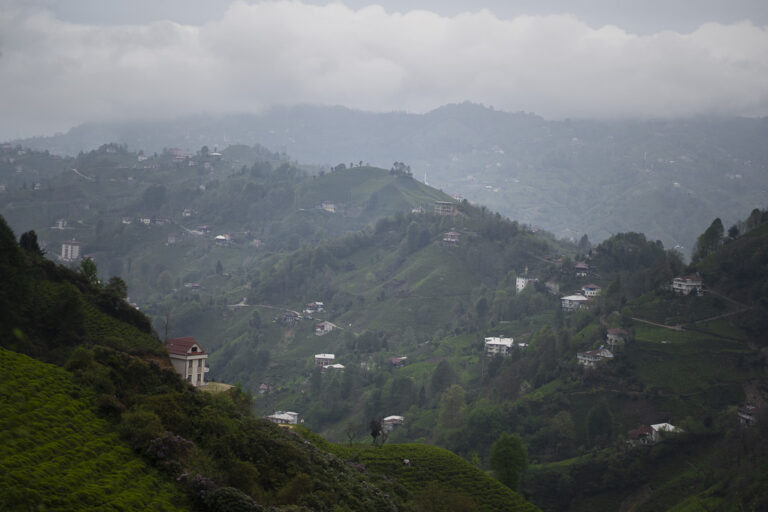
(1, 0), (767, 140)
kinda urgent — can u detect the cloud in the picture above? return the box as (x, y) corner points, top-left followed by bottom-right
(1, 0), (767, 138)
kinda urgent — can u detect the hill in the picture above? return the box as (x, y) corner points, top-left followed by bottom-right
(0, 213), (539, 511)
(11, 104), (768, 251)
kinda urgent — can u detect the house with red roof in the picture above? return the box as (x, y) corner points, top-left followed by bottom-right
(165, 337), (209, 387)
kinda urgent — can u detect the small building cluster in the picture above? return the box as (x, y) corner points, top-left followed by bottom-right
(606, 328), (629, 349)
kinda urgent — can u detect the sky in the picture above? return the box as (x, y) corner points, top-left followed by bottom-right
(1, 0), (767, 140)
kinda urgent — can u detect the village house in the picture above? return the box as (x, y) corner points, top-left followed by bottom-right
(606, 328), (629, 349)
(277, 311), (300, 326)
(304, 302), (325, 314)
(139, 216), (152, 225)
(321, 201), (336, 213)
(434, 201), (458, 216)
(121, 216), (132, 224)
(561, 294), (589, 312)
(388, 356), (408, 368)
(581, 284), (601, 297)
(382, 415), (405, 433)
(266, 411), (299, 425)
(577, 347), (614, 368)
(516, 275), (538, 293)
(442, 231), (460, 246)
(314, 353), (335, 367)
(315, 321), (335, 336)
(167, 234), (178, 245)
(60, 240), (81, 262)
(484, 337), (514, 357)
(182, 208), (194, 217)
(650, 423), (683, 442)
(574, 262), (590, 277)
(165, 337), (209, 387)
(324, 363), (345, 371)
(672, 275), (703, 296)
(53, 218), (67, 230)
(627, 425), (653, 446)
(214, 234), (231, 246)
(258, 383), (271, 394)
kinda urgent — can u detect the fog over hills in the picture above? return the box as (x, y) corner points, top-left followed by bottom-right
(15, 103), (768, 254)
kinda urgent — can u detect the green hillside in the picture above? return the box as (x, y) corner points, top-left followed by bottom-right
(0, 212), (540, 511)
(0, 348), (187, 511)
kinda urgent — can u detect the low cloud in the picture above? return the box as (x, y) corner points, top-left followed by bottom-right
(1, 1), (767, 138)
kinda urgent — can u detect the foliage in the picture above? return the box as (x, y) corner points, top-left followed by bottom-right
(490, 432), (528, 491)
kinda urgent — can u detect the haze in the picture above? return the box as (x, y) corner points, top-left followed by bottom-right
(1, 0), (767, 140)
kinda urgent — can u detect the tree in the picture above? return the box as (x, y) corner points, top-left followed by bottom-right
(80, 257), (99, 286)
(692, 218), (724, 262)
(216, 260), (223, 275)
(586, 401), (614, 448)
(19, 230), (44, 256)
(439, 384), (467, 429)
(105, 276), (127, 299)
(490, 432), (528, 491)
(369, 418), (382, 445)
(431, 360), (455, 396)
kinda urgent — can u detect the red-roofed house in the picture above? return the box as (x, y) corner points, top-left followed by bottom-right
(165, 337), (209, 387)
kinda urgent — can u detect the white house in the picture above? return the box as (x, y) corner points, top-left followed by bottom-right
(484, 337), (514, 357)
(165, 337), (209, 387)
(442, 231), (460, 246)
(321, 201), (336, 213)
(323, 363), (345, 371)
(577, 347), (614, 368)
(315, 353), (335, 367)
(266, 411), (299, 425)
(516, 276), (538, 293)
(382, 415), (405, 432)
(672, 275), (703, 296)
(315, 321), (336, 336)
(60, 240), (81, 261)
(304, 301), (325, 314)
(581, 284), (601, 297)
(650, 423), (683, 442)
(561, 294), (589, 312)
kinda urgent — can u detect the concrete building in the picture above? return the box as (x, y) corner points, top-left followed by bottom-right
(165, 337), (209, 387)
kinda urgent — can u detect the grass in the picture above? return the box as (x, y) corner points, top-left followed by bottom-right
(0, 348), (187, 511)
(299, 433), (539, 512)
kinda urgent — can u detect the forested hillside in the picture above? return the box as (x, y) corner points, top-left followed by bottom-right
(0, 213), (539, 512)
(13, 104), (768, 251)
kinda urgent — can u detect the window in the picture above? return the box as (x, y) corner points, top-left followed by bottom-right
(188, 360), (193, 369)
(197, 374), (202, 383)
(187, 375), (191, 382)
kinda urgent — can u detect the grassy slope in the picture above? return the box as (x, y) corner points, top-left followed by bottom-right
(0, 348), (187, 511)
(300, 430), (539, 512)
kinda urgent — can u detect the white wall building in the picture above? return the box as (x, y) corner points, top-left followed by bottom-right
(165, 337), (209, 387)
(266, 411), (299, 425)
(484, 337), (514, 357)
(672, 275), (703, 295)
(561, 294), (589, 312)
(60, 240), (81, 261)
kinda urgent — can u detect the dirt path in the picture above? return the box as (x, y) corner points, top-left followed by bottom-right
(631, 317), (684, 331)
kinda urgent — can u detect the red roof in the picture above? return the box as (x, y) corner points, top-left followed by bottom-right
(165, 337), (206, 356)
(628, 426), (652, 439)
(608, 328), (628, 335)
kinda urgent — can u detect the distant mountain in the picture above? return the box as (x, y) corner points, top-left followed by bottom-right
(12, 104), (768, 251)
